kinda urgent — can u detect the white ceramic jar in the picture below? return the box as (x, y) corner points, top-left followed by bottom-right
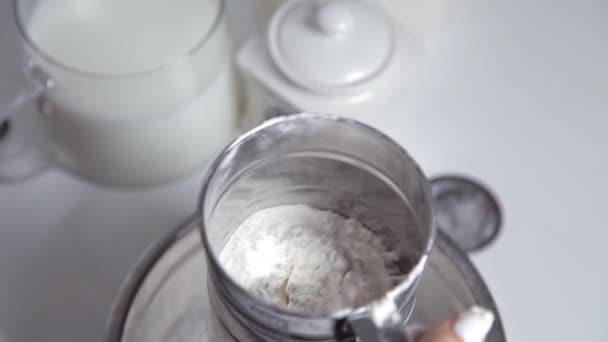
(237, 0), (425, 129)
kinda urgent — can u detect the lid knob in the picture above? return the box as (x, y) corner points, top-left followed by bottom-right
(317, 3), (355, 35)
(268, 0), (395, 93)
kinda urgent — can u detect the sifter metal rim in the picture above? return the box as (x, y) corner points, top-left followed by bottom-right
(104, 217), (506, 342)
(197, 113), (437, 330)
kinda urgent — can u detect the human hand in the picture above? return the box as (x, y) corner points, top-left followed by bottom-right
(412, 306), (495, 342)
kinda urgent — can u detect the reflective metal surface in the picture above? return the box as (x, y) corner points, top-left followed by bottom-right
(106, 219), (506, 342)
(198, 113), (435, 340)
(431, 176), (502, 252)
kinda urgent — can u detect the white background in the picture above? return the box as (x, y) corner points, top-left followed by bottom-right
(1, 0), (608, 341)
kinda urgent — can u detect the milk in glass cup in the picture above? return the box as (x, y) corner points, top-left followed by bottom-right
(0, 0), (239, 186)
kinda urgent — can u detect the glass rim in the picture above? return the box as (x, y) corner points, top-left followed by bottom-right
(12, 0), (226, 79)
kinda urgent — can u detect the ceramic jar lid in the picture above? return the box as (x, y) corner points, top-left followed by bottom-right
(267, 0), (395, 93)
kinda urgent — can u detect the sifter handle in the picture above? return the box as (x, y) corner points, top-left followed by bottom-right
(347, 296), (412, 342)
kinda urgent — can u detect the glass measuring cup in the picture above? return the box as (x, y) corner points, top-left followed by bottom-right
(198, 113), (435, 341)
(0, 0), (239, 186)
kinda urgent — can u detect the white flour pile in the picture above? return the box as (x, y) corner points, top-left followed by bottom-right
(219, 204), (403, 314)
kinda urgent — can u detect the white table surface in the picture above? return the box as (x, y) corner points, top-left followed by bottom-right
(1, 0), (607, 341)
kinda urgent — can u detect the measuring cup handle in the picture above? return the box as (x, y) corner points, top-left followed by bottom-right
(0, 62), (54, 182)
